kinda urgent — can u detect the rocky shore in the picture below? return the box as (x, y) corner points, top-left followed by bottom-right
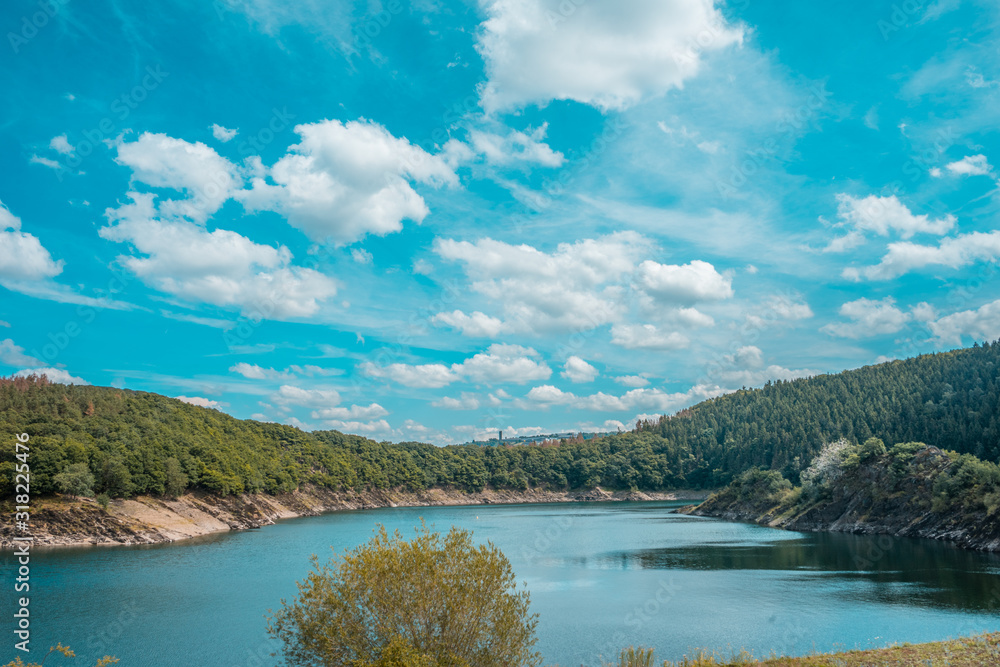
(682, 447), (1000, 552)
(2, 486), (704, 549)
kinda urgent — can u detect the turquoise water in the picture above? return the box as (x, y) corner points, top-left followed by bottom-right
(4, 500), (1000, 666)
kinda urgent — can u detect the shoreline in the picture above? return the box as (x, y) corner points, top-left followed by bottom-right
(2, 486), (708, 550)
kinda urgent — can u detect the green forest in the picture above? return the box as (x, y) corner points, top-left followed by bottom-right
(2, 340), (999, 500)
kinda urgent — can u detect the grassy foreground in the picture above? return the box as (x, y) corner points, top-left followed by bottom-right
(614, 632), (1000, 666)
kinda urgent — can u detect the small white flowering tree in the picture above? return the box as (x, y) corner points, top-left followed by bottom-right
(800, 438), (853, 496)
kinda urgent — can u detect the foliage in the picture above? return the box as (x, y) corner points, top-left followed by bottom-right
(52, 463), (94, 498)
(5, 340), (1000, 501)
(799, 439), (852, 495)
(163, 457), (187, 497)
(1, 642), (117, 667)
(267, 524), (541, 667)
(96, 493), (110, 510)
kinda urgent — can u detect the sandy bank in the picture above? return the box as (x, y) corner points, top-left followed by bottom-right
(2, 486), (707, 549)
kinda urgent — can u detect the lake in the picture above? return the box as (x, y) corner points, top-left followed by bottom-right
(4, 500), (1000, 666)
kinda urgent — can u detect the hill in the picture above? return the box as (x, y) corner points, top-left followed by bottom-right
(3, 340), (1000, 502)
(620, 341), (1000, 486)
(686, 437), (1000, 552)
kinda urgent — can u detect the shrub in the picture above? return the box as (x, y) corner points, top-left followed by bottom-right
(268, 524), (541, 667)
(53, 463), (95, 498)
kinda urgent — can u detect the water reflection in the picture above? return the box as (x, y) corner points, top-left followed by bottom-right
(590, 529), (1000, 612)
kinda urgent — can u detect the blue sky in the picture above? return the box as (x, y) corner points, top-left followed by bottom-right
(2, 0), (999, 444)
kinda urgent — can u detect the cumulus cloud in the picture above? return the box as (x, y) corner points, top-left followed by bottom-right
(636, 259), (733, 305)
(467, 124), (564, 167)
(312, 403), (389, 420)
(432, 393), (482, 410)
(821, 297), (927, 338)
(115, 133), (241, 222)
(323, 419), (392, 435)
(476, 0), (743, 112)
(211, 124), (238, 142)
(615, 375), (650, 388)
(560, 356), (598, 383)
(239, 118), (457, 244)
(175, 395), (223, 409)
(435, 232), (645, 333)
(270, 384), (341, 408)
(844, 231), (1000, 281)
(0, 201), (65, 282)
(519, 383), (724, 413)
(945, 154), (992, 177)
(100, 192), (337, 318)
(745, 295), (814, 329)
(360, 343), (551, 388)
(15, 367), (89, 385)
(360, 362), (458, 389)
(610, 323), (689, 350)
(0, 339), (42, 367)
(229, 362), (295, 380)
(929, 299), (1000, 346)
(831, 194), (954, 240)
(708, 345), (817, 388)
(432, 310), (506, 337)
(49, 134), (74, 155)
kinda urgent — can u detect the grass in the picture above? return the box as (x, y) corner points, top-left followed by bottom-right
(610, 632), (1000, 666)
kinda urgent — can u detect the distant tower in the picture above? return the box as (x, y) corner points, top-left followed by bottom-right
(499, 430), (503, 443)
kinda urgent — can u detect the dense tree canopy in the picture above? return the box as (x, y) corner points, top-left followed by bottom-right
(3, 341), (1000, 499)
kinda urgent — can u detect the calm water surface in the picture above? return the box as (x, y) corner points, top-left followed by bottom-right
(4, 500), (1000, 666)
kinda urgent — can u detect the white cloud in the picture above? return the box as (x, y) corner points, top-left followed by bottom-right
(833, 194), (954, 239)
(476, 0), (743, 112)
(945, 154), (993, 177)
(0, 339), (42, 367)
(100, 192), (337, 318)
(745, 295), (814, 329)
(359, 343), (551, 388)
(520, 383), (724, 413)
(435, 232), (645, 333)
(615, 375), (650, 388)
(359, 361), (458, 388)
(271, 384), (341, 408)
(312, 403), (389, 420)
(467, 124), (564, 167)
(821, 230), (865, 253)
(965, 67), (998, 89)
(432, 310), (507, 338)
(456, 343), (552, 384)
(211, 124), (238, 142)
(0, 202), (65, 282)
(844, 231), (1000, 281)
(709, 345), (817, 388)
(611, 323), (689, 350)
(323, 419), (392, 436)
(432, 393), (482, 410)
(229, 362), (294, 380)
(115, 133), (241, 222)
(561, 356), (598, 383)
(15, 367), (89, 385)
(351, 248), (373, 265)
(636, 259), (733, 304)
(175, 395), (223, 409)
(30, 155), (62, 170)
(239, 118), (457, 244)
(821, 297), (918, 338)
(930, 299), (1000, 346)
(49, 134), (74, 155)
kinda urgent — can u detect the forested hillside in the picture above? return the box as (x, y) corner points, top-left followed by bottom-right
(629, 341), (1000, 485)
(2, 341), (999, 500)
